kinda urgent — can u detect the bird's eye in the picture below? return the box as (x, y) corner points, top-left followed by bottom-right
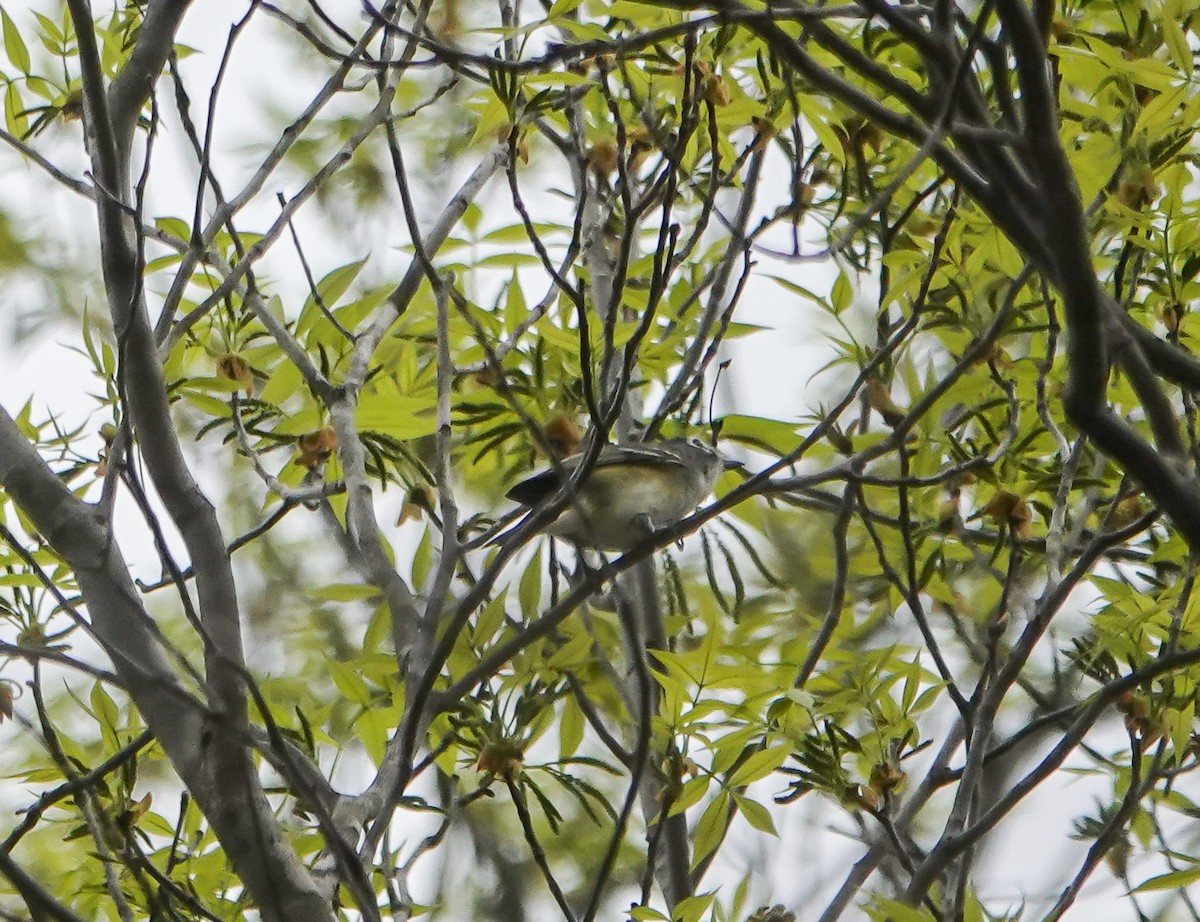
(689, 436), (710, 450)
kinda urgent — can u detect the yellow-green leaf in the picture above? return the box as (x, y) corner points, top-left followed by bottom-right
(2, 9), (30, 74)
(691, 792), (730, 867)
(1132, 864), (1200, 892)
(728, 745), (789, 787)
(734, 793), (778, 836)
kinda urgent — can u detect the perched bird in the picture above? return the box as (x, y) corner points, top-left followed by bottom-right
(504, 436), (739, 551)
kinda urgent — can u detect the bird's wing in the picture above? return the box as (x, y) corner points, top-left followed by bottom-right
(504, 444), (686, 506)
(505, 467), (563, 505)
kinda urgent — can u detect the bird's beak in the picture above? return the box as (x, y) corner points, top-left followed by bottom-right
(722, 458), (745, 471)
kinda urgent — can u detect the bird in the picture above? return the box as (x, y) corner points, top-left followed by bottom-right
(503, 436), (739, 551)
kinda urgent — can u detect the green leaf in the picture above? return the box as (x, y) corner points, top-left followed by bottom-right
(3, 8), (30, 74)
(691, 792), (730, 867)
(765, 274), (829, 308)
(296, 259), (367, 336)
(867, 896), (937, 922)
(134, 810), (175, 838)
(1132, 863), (1200, 892)
(309, 583), (377, 602)
(328, 659), (371, 705)
(31, 12), (61, 52)
(475, 252), (543, 270)
(1168, 702), (1195, 758)
(523, 70), (596, 88)
(504, 271), (527, 334)
(672, 891), (717, 922)
(260, 358), (303, 406)
(545, 0), (583, 14)
(718, 414), (800, 456)
(733, 793), (778, 836)
(358, 707), (389, 765)
(270, 406), (323, 437)
(728, 745), (789, 787)
(710, 727), (761, 775)
(363, 602), (391, 655)
(181, 391), (232, 418)
(355, 387), (437, 439)
(629, 908), (670, 922)
(6, 767), (64, 784)
(830, 271), (853, 313)
(481, 221), (565, 244)
(4, 81), (27, 137)
(544, 631), (593, 669)
(669, 775), (711, 816)
(411, 526), (433, 590)
(518, 547), (543, 615)
(559, 696), (584, 761)
(90, 682), (120, 732)
(0, 573), (45, 587)
(473, 591), (508, 646)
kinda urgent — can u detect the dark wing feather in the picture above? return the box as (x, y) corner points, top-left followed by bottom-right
(505, 467), (564, 505)
(505, 445), (686, 506)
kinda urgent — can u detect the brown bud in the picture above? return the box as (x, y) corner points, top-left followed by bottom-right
(1116, 162), (1157, 209)
(1109, 494), (1147, 530)
(216, 353), (254, 394)
(869, 761), (905, 795)
(851, 783), (879, 812)
(831, 124), (850, 153)
(123, 793), (152, 827)
(399, 483), (435, 525)
(1115, 690), (1150, 719)
(59, 88), (84, 122)
(496, 124), (530, 164)
(974, 341), (1013, 369)
(544, 414), (582, 459)
(1127, 713), (1166, 750)
(477, 739), (524, 779)
(1158, 301), (1185, 336)
(826, 426), (854, 456)
(296, 428), (337, 469)
(906, 214), (942, 236)
(431, 0), (462, 38)
(747, 905), (797, 922)
(1105, 837), (1131, 877)
(704, 74), (732, 107)
(588, 139), (619, 174)
(865, 378), (905, 427)
(837, 117), (881, 158)
(16, 624), (47, 649)
(936, 493), (962, 534)
(856, 122), (883, 155)
(675, 60), (710, 78)
(751, 115), (778, 150)
(981, 490), (1032, 534)
(626, 126), (654, 171)
(473, 365), (505, 389)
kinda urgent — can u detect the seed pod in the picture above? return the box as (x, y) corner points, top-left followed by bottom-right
(296, 428), (337, 469)
(216, 353), (254, 394)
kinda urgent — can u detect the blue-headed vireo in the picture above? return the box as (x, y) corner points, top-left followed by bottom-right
(505, 437), (740, 551)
